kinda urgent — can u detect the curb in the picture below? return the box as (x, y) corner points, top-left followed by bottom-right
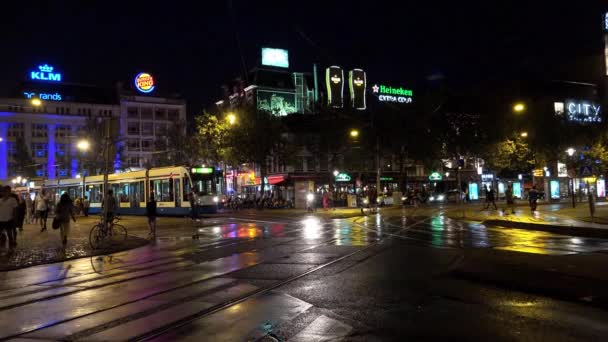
(482, 219), (608, 239)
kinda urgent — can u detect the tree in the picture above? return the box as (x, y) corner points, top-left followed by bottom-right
(483, 136), (536, 177)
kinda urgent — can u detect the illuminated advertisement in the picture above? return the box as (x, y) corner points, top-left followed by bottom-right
(30, 64), (62, 82)
(23, 91), (62, 101)
(550, 180), (560, 199)
(555, 100), (602, 123)
(513, 182), (522, 199)
(335, 173), (351, 182)
(261, 48), (289, 68)
(372, 84), (413, 104)
(597, 179), (606, 198)
(468, 183), (479, 200)
(257, 89), (296, 116)
(349, 69), (366, 110)
(326, 66), (344, 108)
(134, 72), (155, 93)
(605, 12), (608, 31)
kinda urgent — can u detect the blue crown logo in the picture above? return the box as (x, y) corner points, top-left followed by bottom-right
(38, 64), (54, 72)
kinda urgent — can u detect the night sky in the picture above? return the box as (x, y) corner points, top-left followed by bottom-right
(1, 1), (606, 115)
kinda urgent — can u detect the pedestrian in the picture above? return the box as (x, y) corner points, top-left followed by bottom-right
(529, 185), (539, 212)
(102, 190), (118, 228)
(503, 184), (516, 215)
(15, 194), (26, 232)
(484, 187), (497, 210)
(0, 186), (18, 248)
(25, 194), (33, 224)
(83, 196), (90, 217)
(146, 192), (157, 239)
(55, 193), (76, 247)
(35, 190), (49, 232)
(188, 191), (197, 220)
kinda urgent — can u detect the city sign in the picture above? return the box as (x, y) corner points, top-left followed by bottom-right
(555, 100), (602, 123)
(261, 48), (289, 68)
(191, 167), (213, 174)
(23, 91), (62, 101)
(326, 66), (344, 108)
(134, 72), (155, 93)
(335, 173), (351, 182)
(371, 84), (413, 104)
(30, 64), (62, 82)
(428, 172), (442, 181)
(481, 174), (494, 181)
(349, 69), (366, 110)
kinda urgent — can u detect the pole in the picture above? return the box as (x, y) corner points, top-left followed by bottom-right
(102, 119), (110, 227)
(571, 176), (576, 208)
(376, 135), (381, 201)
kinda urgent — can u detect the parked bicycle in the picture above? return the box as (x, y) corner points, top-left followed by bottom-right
(89, 214), (128, 249)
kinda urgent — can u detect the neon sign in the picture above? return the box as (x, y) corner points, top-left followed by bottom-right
(428, 172), (442, 181)
(30, 64), (62, 82)
(326, 66), (344, 108)
(372, 84), (413, 104)
(564, 100), (601, 123)
(134, 72), (155, 93)
(335, 173), (351, 182)
(261, 48), (289, 68)
(604, 12), (608, 31)
(191, 167), (213, 174)
(23, 91), (62, 101)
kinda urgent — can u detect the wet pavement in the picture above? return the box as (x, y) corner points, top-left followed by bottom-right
(0, 210), (607, 340)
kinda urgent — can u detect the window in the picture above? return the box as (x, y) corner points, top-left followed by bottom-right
(183, 178), (192, 202)
(118, 183), (130, 203)
(36, 168), (46, 177)
(141, 107), (153, 119)
(127, 139), (140, 151)
(56, 144), (67, 157)
(127, 106), (139, 118)
(154, 108), (167, 120)
(86, 184), (103, 203)
(150, 179), (173, 202)
(127, 122), (140, 135)
(33, 124), (47, 138)
(129, 157), (139, 167)
(155, 123), (167, 136)
(142, 122), (154, 135)
(141, 140), (153, 152)
(7, 142), (16, 157)
(55, 125), (70, 138)
(31, 143), (48, 158)
(306, 157), (315, 172)
(58, 169), (68, 177)
(8, 123), (24, 138)
(168, 109), (179, 117)
(295, 157), (304, 172)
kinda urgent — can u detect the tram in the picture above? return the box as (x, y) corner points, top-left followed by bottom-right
(34, 166), (221, 215)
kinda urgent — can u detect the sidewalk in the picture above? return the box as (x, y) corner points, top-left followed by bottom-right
(445, 202), (608, 238)
(0, 217), (149, 271)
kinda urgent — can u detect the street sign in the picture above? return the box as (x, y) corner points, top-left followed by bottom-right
(580, 166), (593, 177)
(335, 173), (351, 182)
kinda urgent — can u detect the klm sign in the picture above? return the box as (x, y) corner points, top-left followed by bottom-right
(30, 64), (62, 82)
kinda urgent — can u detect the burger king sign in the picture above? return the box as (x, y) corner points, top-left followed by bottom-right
(134, 72), (155, 93)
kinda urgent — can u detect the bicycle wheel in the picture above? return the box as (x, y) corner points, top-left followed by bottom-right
(110, 224), (127, 244)
(89, 224), (105, 249)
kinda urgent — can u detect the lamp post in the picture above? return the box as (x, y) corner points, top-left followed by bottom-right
(566, 147), (576, 208)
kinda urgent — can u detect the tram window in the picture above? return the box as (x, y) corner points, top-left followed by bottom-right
(87, 185), (103, 203)
(183, 178), (192, 202)
(130, 181), (144, 205)
(150, 179), (173, 202)
(119, 183), (130, 203)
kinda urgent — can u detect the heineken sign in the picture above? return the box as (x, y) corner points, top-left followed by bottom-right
(372, 84), (413, 104)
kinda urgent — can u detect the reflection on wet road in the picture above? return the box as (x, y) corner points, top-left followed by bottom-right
(1, 211), (607, 340)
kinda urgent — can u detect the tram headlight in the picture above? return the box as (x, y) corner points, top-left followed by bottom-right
(213, 196), (219, 203)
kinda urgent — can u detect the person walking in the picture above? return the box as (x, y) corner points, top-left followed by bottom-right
(55, 193), (76, 247)
(188, 191), (197, 220)
(82, 196), (90, 217)
(484, 187), (498, 210)
(146, 193), (157, 239)
(25, 194), (33, 224)
(529, 185), (539, 213)
(503, 184), (516, 215)
(35, 190), (49, 232)
(15, 194), (26, 232)
(0, 186), (18, 249)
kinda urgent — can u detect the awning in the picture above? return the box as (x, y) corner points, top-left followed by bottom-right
(254, 175), (286, 185)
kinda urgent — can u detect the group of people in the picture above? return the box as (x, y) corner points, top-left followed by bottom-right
(483, 184), (540, 214)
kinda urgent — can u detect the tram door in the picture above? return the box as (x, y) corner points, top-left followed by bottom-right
(174, 178), (181, 207)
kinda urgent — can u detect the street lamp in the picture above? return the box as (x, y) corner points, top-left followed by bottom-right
(349, 129), (359, 138)
(0, 137), (3, 142)
(566, 147), (576, 157)
(520, 132), (528, 138)
(333, 170), (339, 177)
(226, 113), (237, 126)
(566, 147), (576, 208)
(77, 139), (90, 151)
(513, 102), (525, 113)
